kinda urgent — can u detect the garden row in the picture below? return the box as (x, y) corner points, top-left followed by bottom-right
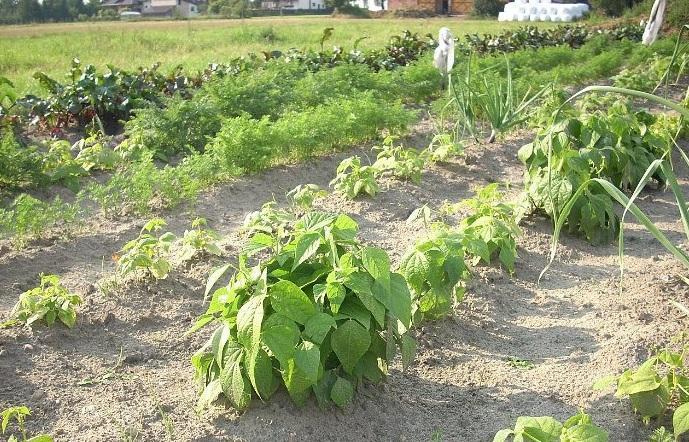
(4, 32), (689, 439)
(0, 28), (676, 247)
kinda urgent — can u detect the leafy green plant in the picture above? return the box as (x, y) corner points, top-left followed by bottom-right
(330, 156), (380, 200)
(372, 136), (428, 184)
(175, 218), (222, 262)
(594, 343), (688, 433)
(399, 229), (471, 322)
(0, 130), (44, 191)
(115, 218), (176, 279)
(494, 411), (608, 442)
(73, 134), (120, 172)
(189, 211), (415, 410)
(286, 184), (327, 210)
(426, 132), (464, 163)
(3, 274), (82, 329)
(455, 184), (521, 273)
(41, 140), (88, 193)
(475, 57), (548, 143)
(520, 98), (668, 246)
(1, 406), (53, 442)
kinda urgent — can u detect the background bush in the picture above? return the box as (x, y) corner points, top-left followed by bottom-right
(591, 0), (642, 17)
(472, 0), (505, 17)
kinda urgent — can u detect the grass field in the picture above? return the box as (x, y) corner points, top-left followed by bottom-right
(0, 16), (550, 94)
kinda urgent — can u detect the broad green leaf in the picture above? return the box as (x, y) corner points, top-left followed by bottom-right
(400, 334), (416, 371)
(269, 280), (316, 324)
(196, 379), (222, 410)
(674, 402), (689, 439)
(303, 313), (336, 344)
(295, 341), (321, 385)
(293, 232), (321, 271)
(262, 314), (300, 364)
(282, 357), (314, 405)
(205, 264), (231, 299)
(336, 299), (371, 329)
(592, 375), (618, 391)
(312, 370), (338, 408)
(330, 376), (354, 408)
(400, 249), (429, 294)
(326, 282), (346, 314)
(331, 320), (371, 374)
(361, 247), (391, 290)
(220, 359), (252, 410)
(210, 324), (231, 369)
(250, 349), (278, 400)
(388, 273), (412, 330)
(562, 423), (609, 442)
(514, 416), (562, 442)
(332, 214), (359, 241)
(236, 295), (267, 397)
(615, 364), (661, 396)
(493, 429), (514, 442)
(628, 382), (670, 419)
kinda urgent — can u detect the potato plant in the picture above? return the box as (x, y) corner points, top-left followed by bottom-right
(3, 274), (81, 329)
(190, 211), (415, 410)
(494, 411), (608, 442)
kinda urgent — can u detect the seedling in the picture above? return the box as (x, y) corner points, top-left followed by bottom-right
(115, 218), (176, 280)
(3, 274), (81, 329)
(372, 137), (428, 184)
(286, 184), (327, 210)
(1, 406), (53, 442)
(330, 156), (380, 199)
(494, 411), (608, 442)
(506, 357), (534, 370)
(175, 218), (222, 262)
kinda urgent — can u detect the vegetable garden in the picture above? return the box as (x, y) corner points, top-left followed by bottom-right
(1, 17), (689, 441)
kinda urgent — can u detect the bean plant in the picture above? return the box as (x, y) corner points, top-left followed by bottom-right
(330, 156), (380, 200)
(176, 218), (222, 262)
(1, 406), (53, 442)
(494, 411), (608, 442)
(3, 274), (81, 329)
(190, 211), (415, 410)
(594, 341), (689, 438)
(115, 218), (176, 280)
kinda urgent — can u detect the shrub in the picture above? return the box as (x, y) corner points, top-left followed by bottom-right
(3, 274), (82, 329)
(590, 0), (642, 16)
(0, 130), (44, 191)
(472, 0), (504, 17)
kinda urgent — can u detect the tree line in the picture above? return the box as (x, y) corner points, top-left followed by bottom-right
(0, 0), (102, 24)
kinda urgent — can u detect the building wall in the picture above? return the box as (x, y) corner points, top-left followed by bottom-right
(387, 0), (472, 13)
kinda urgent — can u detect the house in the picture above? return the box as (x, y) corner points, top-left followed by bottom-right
(141, 0), (203, 17)
(260, 0), (326, 10)
(350, 0), (386, 11)
(100, 0), (203, 16)
(100, 0), (143, 13)
(353, 0), (473, 13)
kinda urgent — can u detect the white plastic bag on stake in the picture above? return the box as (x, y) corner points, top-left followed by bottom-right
(433, 27), (455, 89)
(642, 0), (666, 45)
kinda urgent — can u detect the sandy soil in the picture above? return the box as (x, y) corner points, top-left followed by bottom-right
(1, 120), (688, 441)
